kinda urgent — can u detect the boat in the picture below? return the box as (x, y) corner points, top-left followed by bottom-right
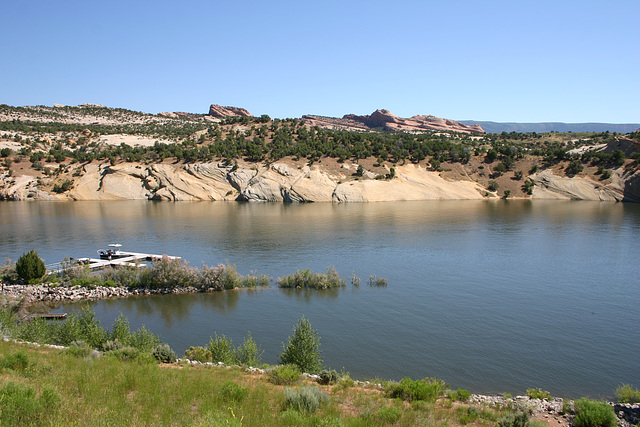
(97, 243), (127, 260)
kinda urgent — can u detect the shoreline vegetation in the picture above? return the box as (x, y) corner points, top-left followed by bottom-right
(0, 312), (638, 426)
(0, 253), (639, 425)
(1, 255), (388, 304)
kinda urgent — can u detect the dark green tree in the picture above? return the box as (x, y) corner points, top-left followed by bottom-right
(279, 316), (322, 374)
(16, 250), (46, 281)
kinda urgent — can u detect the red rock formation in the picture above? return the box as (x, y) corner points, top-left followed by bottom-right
(208, 104), (253, 118)
(303, 109), (485, 134)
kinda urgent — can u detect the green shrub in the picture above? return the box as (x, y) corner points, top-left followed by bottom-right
(385, 377), (446, 402)
(268, 364), (301, 385)
(65, 341), (93, 358)
(0, 350), (29, 371)
(279, 316), (323, 374)
(497, 411), (529, 427)
(573, 398), (617, 427)
(0, 382), (60, 425)
(523, 179), (535, 195)
(615, 383), (640, 403)
(236, 332), (263, 367)
(16, 316), (55, 344)
(207, 333), (236, 364)
(15, 250), (46, 281)
(488, 180), (499, 192)
(102, 339), (123, 353)
(318, 369), (339, 385)
(52, 306), (108, 349)
(377, 405), (402, 423)
(128, 325), (162, 352)
(566, 159), (584, 175)
(220, 381), (248, 403)
(197, 410), (242, 427)
(601, 169), (612, 180)
(447, 388), (471, 401)
(152, 344), (176, 363)
(283, 386), (329, 414)
(526, 388), (551, 399)
(279, 409), (305, 425)
(108, 346), (141, 362)
(184, 346), (212, 363)
(456, 405), (479, 424)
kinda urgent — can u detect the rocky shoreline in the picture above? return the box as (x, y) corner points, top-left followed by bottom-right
(1, 282), (207, 304)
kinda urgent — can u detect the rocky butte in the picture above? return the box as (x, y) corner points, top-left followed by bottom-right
(303, 109), (485, 134)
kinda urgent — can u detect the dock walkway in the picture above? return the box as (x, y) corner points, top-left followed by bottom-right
(76, 251), (181, 271)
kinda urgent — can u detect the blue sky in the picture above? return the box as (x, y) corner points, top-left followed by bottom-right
(1, 0), (638, 123)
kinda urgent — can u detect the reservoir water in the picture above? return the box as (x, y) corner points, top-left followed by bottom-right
(1, 200), (638, 398)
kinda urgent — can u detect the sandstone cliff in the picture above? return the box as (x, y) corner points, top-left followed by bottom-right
(3, 161), (638, 203)
(303, 109), (485, 134)
(208, 104), (253, 118)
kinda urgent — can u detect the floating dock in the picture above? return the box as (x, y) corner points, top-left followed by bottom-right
(77, 251), (181, 270)
(47, 244), (181, 273)
(25, 313), (68, 321)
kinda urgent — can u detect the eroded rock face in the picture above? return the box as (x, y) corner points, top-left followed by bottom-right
(303, 109), (485, 134)
(529, 169), (625, 201)
(208, 104), (253, 118)
(0, 176), (54, 200)
(2, 161), (639, 203)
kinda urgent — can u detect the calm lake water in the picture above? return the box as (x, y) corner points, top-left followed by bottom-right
(1, 200), (638, 398)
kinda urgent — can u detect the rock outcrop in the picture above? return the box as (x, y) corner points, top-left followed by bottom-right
(208, 104), (253, 118)
(3, 160), (639, 203)
(303, 109), (485, 134)
(529, 168), (640, 202)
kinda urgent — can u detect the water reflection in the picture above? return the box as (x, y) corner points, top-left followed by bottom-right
(279, 287), (343, 303)
(2, 200), (639, 397)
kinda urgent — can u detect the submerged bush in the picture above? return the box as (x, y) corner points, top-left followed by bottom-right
(368, 275), (388, 287)
(573, 398), (617, 427)
(277, 267), (346, 289)
(283, 386), (329, 414)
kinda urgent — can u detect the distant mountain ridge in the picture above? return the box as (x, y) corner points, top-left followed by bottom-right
(459, 121), (640, 134)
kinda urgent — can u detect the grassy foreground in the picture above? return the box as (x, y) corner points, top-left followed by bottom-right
(0, 340), (520, 427)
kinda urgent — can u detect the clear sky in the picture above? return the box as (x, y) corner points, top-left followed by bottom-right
(1, 0), (638, 123)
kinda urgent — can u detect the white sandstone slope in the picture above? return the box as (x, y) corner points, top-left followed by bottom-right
(2, 161), (639, 202)
(529, 169), (640, 202)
